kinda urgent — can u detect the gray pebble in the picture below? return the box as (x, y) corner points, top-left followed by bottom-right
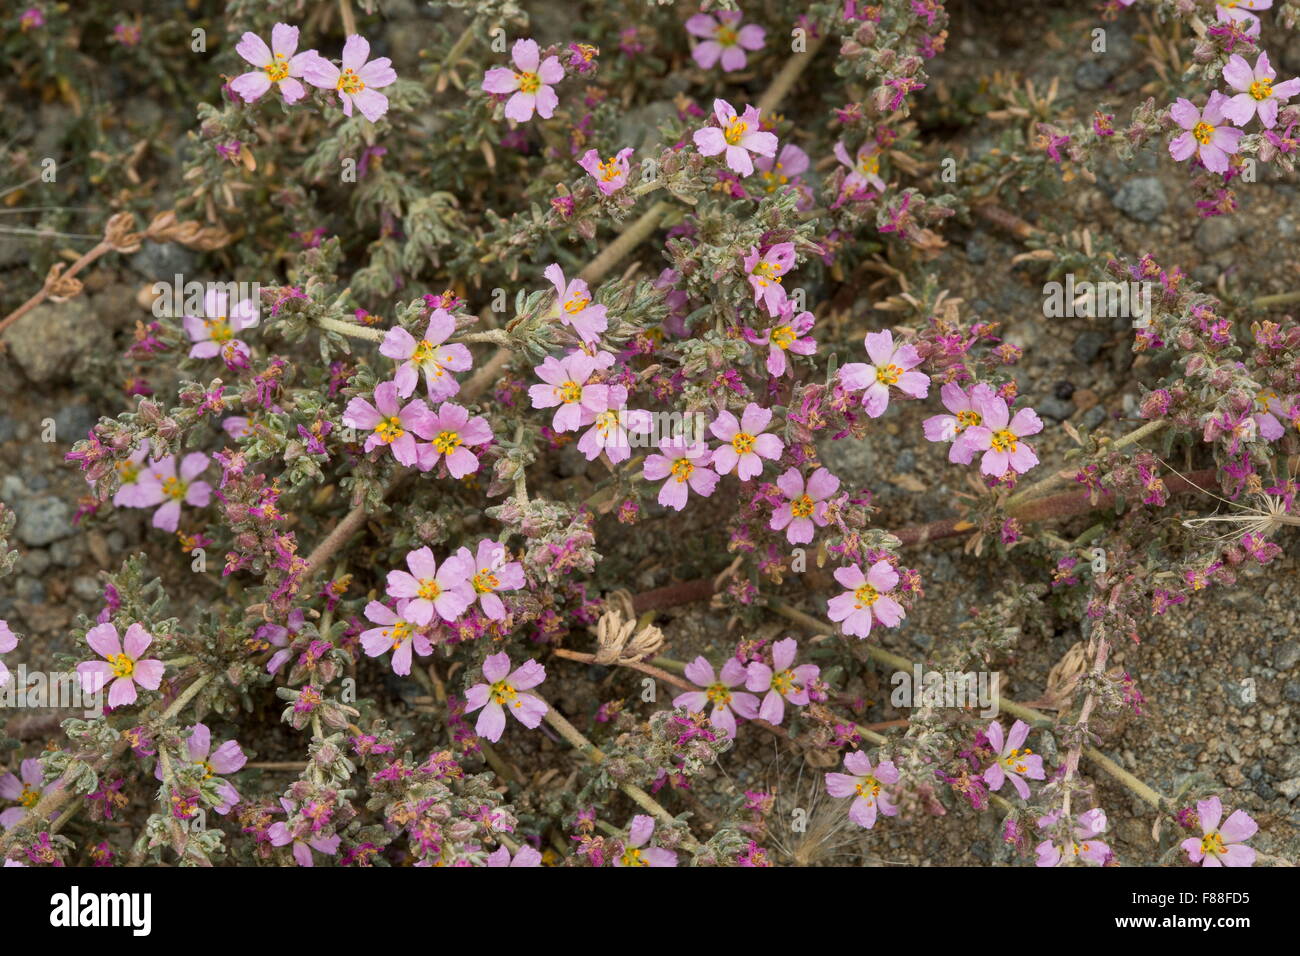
(1194, 216), (1241, 254)
(72, 575), (102, 601)
(1036, 397), (1075, 422)
(1072, 330), (1107, 364)
(1112, 177), (1166, 222)
(14, 496), (72, 546)
(1275, 641), (1300, 672)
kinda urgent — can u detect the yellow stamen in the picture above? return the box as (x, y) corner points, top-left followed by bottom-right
(107, 653), (135, 679)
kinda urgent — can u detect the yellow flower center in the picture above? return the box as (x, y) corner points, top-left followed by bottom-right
(790, 494), (814, 518)
(724, 118), (749, 146)
(384, 620), (411, 645)
(717, 26), (739, 46)
(771, 325), (796, 349)
(117, 460), (140, 483)
(853, 584), (879, 608)
(854, 776), (881, 800)
(859, 154), (881, 175)
(564, 293), (591, 314)
(1003, 747), (1032, 774)
(556, 380), (583, 404)
(1192, 121), (1214, 145)
(990, 429), (1018, 453)
(204, 317), (233, 343)
(876, 364), (902, 385)
(751, 261), (783, 285)
(107, 653), (135, 679)
(417, 579), (442, 601)
(490, 680), (519, 707)
(771, 669), (800, 696)
(621, 846), (647, 867)
(597, 158), (622, 182)
(595, 410), (619, 436)
(263, 54), (290, 83)
(472, 569), (500, 594)
(434, 430), (462, 454)
(705, 682), (732, 706)
(516, 71), (540, 94)
(731, 432), (756, 455)
(1200, 832), (1227, 856)
(412, 340), (442, 367)
(161, 477), (187, 501)
(955, 409), (981, 431)
(19, 784), (39, 808)
(197, 759), (215, 780)
(336, 68), (366, 95)
(1250, 78), (1273, 100)
(671, 458), (694, 483)
(375, 417), (405, 443)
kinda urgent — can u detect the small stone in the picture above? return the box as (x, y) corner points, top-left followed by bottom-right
(129, 241), (196, 282)
(14, 496), (73, 546)
(1112, 177), (1167, 222)
(1284, 680), (1300, 704)
(14, 575), (45, 604)
(1275, 640), (1300, 672)
(1194, 216), (1241, 254)
(1074, 59), (1112, 91)
(1081, 406), (1108, 430)
(1, 298), (107, 385)
(1036, 397), (1075, 422)
(72, 575), (102, 601)
(22, 549), (51, 577)
(1278, 777), (1300, 800)
(54, 404), (99, 443)
(1279, 216), (1297, 239)
(1072, 330), (1107, 364)
(0, 416), (17, 444)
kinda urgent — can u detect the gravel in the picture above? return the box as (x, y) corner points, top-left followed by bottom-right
(1112, 177), (1167, 222)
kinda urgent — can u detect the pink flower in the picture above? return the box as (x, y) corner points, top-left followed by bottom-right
(415, 402), (493, 477)
(981, 719), (1046, 800)
(0, 757), (52, 828)
(1035, 808), (1110, 867)
(229, 23), (318, 105)
(833, 140), (886, 199)
(745, 637), (819, 725)
(685, 10), (765, 72)
(578, 147), (634, 194)
(385, 547), (474, 625)
(692, 99), (778, 177)
(256, 608), (305, 675)
(269, 798), (340, 867)
(182, 287), (258, 367)
(464, 651), (548, 742)
(453, 539), (526, 621)
(1222, 51), (1300, 128)
(486, 844), (543, 866)
(753, 143), (811, 197)
(1215, 0), (1270, 38)
(543, 264), (608, 343)
(613, 815), (677, 867)
(106, 444), (156, 508)
(482, 38), (563, 122)
(134, 453), (213, 533)
(1169, 92), (1243, 173)
(827, 561), (905, 638)
(360, 599), (432, 676)
(922, 382), (997, 464)
(770, 467), (839, 545)
(343, 380), (438, 467)
(743, 243), (796, 316)
(709, 403), (783, 481)
(825, 750), (900, 829)
(154, 723), (245, 814)
(0, 619), (18, 688)
(1181, 796), (1257, 866)
(744, 306), (816, 377)
(577, 399), (653, 465)
(964, 394), (1043, 476)
(673, 656), (759, 739)
(643, 436), (720, 510)
(302, 34), (397, 122)
(839, 329), (929, 417)
(528, 352), (613, 431)
(380, 309), (472, 400)
(76, 622), (165, 709)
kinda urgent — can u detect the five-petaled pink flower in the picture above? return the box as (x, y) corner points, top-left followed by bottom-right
(380, 308), (472, 400)
(76, 622), (165, 709)
(528, 352), (613, 432)
(709, 403), (783, 481)
(643, 436), (720, 510)
(385, 547), (474, 626)
(1169, 92), (1243, 173)
(1035, 808), (1110, 867)
(155, 723), (246, 814)
(745, 637), (819, 725)
(1222, 51), (1300, 128)
(827, 561), (905, 638)
(770, 467), (839, 545)
(614, 815), (677, 867)
(269, 798), (340, 867)
(964, 393), (1043, 477)
(825, 750), (900, 829)
(578, 147), (634, 195)
(543, 264), (608, 343)
(1181, 796), (1257, 867)
(693, 99), (778, 177)
(744, 306), (816, 377)
(453, 539), (526, 621)
(343, 380), (438, 467)
(135, 452), (213, 533)
(981, 719), (1046, 800)
(0, 757), (51, 828)
(922, 382), (997, 464)
(685, 10), (765, 72)
(303, 34), (397, 122)
(464, 651), (548, 743)
(833, 140), (886, 201)
(230, 23), (319, 105)
(577, 399), (653, 465)
(360, 599), (432, 676)
(743, 243), (796, 316)
(182, 288), (258, 368)
(673, 656), (759, 739)
(415, 402), (493, 477)
(839, 329), (929, 418)
(482, 39), (563, 122)
(0, 619), (17, 688)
